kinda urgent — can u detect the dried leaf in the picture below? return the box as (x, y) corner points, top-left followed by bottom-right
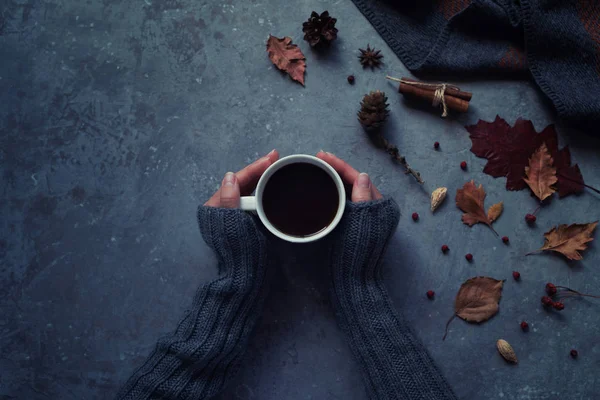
(443, 276), (504, 340)
(529, 221), (598, 260)
(430, 187), (447, 212)
(487, 202), (503, 223)
(497, 339), (518, 363)
(523, 143), (557, 201)
(466, 116), (584, 197)
(455, 180), (498, 235)
(455, 277), (504, 322)
(554, 149), (584, 198)
(266, 35), (306, 85)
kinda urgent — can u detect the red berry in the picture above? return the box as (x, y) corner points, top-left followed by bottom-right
(570, 349), (578, 358)
(465, 253), (473, 261)
(426, 290), (435, 299)
(545, 283), (557, 296)
(434, 141), (440, 150)
(512, 271), (521, 280)
(441, 244), (449, 253)
(347, 75), (355, 84)
(553, 302), (565, 311)
(412, 212), (419, 221)
(460, 161), (467, 170)
(541, 296), (553, 306)
(502, 236), (509, 244)
(525, 213), (536, 223)
(520, 321), (529, 331)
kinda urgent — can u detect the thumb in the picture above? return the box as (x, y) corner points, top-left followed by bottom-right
(219, 172), (241, 208)
(352, 173), (373, 203)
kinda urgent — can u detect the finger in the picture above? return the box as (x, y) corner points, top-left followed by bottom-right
(371, 183), (383, 200)
(237, 149), (279, 195)
(219, 172), (241, 208)
(316, 151), (359, 185)
(265, 148), (279, 164)
(352, 173), (374, 203)
(317, 151), (383, 199)
(205, 150), (278, 205)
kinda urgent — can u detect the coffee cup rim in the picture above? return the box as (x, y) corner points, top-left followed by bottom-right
(254, 154), (346, 243)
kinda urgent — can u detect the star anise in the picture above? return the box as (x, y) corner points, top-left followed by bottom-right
(358, 45), (383, 68)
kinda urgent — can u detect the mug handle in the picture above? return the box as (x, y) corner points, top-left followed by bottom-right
(240, 196), (257, 211)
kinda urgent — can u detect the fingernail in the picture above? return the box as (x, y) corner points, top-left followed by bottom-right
(357, 173), (371, 189)
(267, 149), (276, 156)
(326, 151), (334, 156)
(223, 172), (236, 186)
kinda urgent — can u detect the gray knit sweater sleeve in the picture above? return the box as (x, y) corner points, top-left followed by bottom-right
(115, 207), (271, 400)
(330, 199), (457, 400)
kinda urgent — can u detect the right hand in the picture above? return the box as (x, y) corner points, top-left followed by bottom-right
(316, 151), (383, 203)
(204, 150), (279, 208)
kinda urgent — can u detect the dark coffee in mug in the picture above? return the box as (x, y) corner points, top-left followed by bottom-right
(262, 162), (339, 237)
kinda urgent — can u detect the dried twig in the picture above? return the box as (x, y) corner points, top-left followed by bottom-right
(378, 136), (424, 184)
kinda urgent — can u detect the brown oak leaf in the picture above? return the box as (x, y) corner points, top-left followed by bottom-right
(266, 35), (306, 85)
(443, 276), (504, 340)
(466, 116), (584, 197)
(528, 221), (598, 261)
(456, 180), (498, 235)
(487, 202), (503, 223)
(523, 143), (557, 201)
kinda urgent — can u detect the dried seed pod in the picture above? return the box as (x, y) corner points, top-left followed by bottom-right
(487, 202), (503, 222)
(496, 339), (518, 363)
(430, 187), (448, 212)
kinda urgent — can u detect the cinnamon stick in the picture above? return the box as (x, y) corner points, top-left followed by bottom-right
(399, 82), (470, 113)
(400, 77), (472, 101)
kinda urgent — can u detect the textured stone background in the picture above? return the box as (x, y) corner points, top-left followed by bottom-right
(1, 0), (599, 399)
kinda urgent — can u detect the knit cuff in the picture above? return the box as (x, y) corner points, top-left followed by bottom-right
(116, 208), (271, 399)
(329, 199), (457, 399)
(197, 206), (267, 272)
(331, 198), (400, 277)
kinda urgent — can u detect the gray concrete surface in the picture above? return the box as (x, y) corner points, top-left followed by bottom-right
(1, 0), (599, 399)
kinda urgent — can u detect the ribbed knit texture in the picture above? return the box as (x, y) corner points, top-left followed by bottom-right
(115, 207), (271, 400)
(350, 0), (600, 124)
(330, 199), (457, 400)
(118, 200), (457, 399)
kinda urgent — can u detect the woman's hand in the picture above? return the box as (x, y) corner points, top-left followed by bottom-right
(316, 151), (383, 203)
(204, 150), (279, 208)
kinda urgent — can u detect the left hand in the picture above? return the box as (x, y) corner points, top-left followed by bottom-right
(204, 150), (279, 208)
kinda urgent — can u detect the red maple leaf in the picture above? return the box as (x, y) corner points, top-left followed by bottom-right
(466, 116), (584, 197)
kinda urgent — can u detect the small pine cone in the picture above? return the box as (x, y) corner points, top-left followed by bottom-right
(302, 11), (338, 47)
(358, 91), (389, 132)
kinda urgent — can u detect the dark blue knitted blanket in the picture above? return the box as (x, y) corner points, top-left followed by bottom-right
(351, 0), (600, 123)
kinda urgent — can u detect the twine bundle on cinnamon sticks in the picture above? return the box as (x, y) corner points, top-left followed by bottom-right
(386, 76), (472, 117)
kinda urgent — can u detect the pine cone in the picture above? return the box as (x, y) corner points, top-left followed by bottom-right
(302, 11), (338, 47)
(358, 45), (383, 68)
(358, 91), (389, 132)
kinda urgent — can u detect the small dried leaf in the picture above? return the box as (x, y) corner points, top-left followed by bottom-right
(487, 202), (503, 223)
(455, 181), (498, 235)
(523, 143), (557, 201)
(430, 187), (448, 212)
(497, 339), (518, 363)
(266, 35), (306, 85)
(530, 221), (598, 260)
(443, 276), (504, 340)
(455, 277), (504, 322)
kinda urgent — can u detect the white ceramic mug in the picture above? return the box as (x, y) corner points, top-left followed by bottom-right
(240, 154), (346, 243)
